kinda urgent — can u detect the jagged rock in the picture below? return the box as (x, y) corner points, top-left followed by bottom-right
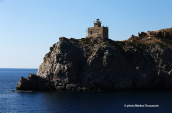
(137, 28), (172, 39)
(16, 73), (54, 91)
(66, 84), (77, 90)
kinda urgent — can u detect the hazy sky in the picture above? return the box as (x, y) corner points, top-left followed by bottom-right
(1, 0), (172, 68)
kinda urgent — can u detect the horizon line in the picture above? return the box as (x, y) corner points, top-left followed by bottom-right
(0, 68), (38, 69)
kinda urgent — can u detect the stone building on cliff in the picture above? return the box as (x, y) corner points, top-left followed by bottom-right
(88, 19), (108, 39)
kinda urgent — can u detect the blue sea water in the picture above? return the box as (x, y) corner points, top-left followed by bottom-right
(0, 68), (172, 113)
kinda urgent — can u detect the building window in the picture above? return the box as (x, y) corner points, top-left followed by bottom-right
(90, 31), (92, 35)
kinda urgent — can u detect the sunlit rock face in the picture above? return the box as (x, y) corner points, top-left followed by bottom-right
(16, 33), (172, 91)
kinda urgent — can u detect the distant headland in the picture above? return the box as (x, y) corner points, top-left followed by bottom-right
(16, 19), (172, 91)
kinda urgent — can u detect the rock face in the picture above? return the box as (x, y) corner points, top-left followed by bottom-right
(16, 29), (172, 91)
(128, 28), (172, 44)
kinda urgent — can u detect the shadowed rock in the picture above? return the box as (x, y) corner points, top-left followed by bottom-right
(16, 73), (54, 91)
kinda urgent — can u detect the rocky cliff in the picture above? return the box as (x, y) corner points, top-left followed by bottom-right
(138, 28), (172, 39)
(16, 28), (172, 91)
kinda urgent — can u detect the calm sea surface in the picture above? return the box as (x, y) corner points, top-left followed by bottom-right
(0, 68), (172, 113)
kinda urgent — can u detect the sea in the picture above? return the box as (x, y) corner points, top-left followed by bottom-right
(0, 68), (172, 113)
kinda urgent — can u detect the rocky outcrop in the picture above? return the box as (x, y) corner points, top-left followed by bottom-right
(128, 28), (172, 43)
(137, 28), (172, 39)
(147, 28), (172, 39)
(16, 73), (55, 90)
(16, 29), (172, 91)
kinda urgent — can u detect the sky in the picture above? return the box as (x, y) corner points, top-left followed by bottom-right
(0, 0), (172, 68)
